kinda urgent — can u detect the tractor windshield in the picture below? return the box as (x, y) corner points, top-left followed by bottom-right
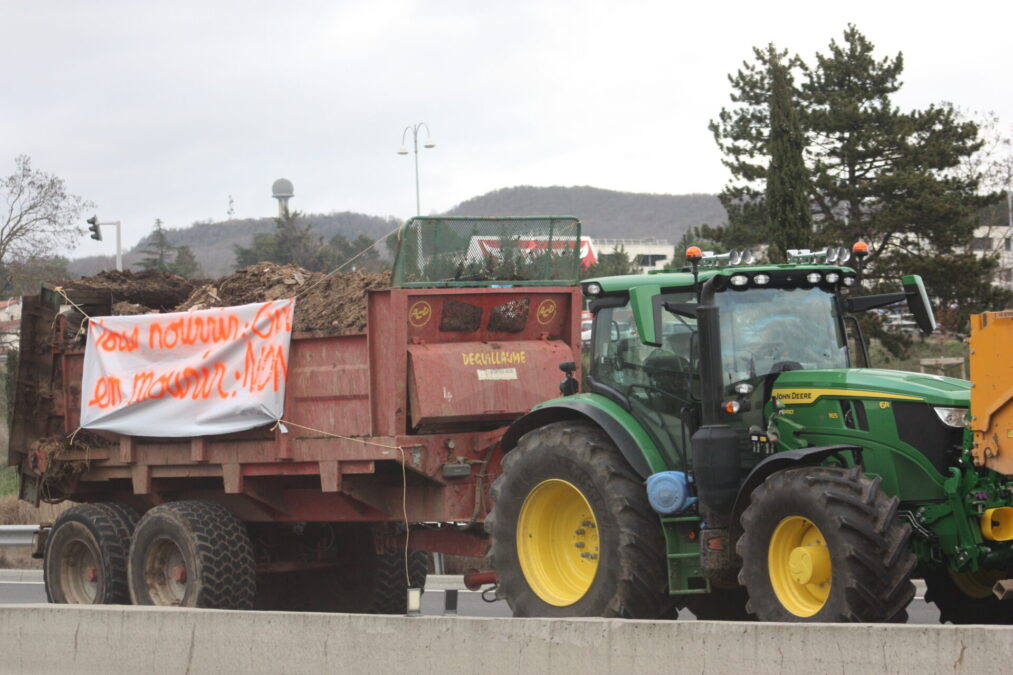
(714, 287), (848, 387)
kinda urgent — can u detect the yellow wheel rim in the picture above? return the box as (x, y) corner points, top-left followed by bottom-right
(768, 515), (831, 617)
(516, 479), (600, 606)
(949, 569), (1004, 599)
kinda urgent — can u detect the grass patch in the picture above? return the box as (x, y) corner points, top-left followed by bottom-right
(0, 467), (18, 498)
(868, 336), (968, 377)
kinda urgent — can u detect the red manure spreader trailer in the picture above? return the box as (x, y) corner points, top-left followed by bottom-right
(9, 217), (582, 611)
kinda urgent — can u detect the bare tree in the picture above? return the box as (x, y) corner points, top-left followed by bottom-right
(1, 155), (91, 291)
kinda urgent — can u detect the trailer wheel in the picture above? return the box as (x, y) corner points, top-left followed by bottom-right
(365, 549), (430, 614)
(737, 465), (915, 622)
(44, 503), (137, 604)
(128, 501), (255, 609)
(923, 568), (1013, 624)
(298, 526), (429, 614)
(486, 421), (671, 618)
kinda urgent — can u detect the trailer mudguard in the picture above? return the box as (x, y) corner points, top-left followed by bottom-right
(501, 394), (669, 479)
(730, 444), (861, 521)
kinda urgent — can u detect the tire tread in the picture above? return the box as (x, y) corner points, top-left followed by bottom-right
(737, 465), (916, 622)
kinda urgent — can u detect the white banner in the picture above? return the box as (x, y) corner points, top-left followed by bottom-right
(80, 299), (295, 437)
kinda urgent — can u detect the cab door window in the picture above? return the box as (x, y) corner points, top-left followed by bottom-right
(590, 294), (697, 469)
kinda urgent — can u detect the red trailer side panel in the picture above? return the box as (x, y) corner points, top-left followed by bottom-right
(285, 334), (370, 437)
(407, 340), (571, 428)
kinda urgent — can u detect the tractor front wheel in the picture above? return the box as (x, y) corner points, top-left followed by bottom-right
(486, 421), (671, 618)
(737, 465), (915, 622)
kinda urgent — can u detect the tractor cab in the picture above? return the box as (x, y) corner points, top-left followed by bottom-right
(581, 245), (897, 474)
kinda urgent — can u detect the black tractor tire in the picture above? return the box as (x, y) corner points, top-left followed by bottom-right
(486, 421), (672, 619)
(44, 503), (137, 604)
(923, 568), (1013, 624)
(128, 500), (255, 609)
(256, 524), (429, 614)
(682, 585), (756, 621)
(737, 465), (915, 622)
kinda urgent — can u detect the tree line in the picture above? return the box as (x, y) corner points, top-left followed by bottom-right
(699, 24), (1013, 331)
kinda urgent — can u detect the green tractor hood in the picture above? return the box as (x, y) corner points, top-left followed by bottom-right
(771, 368), (970, 408)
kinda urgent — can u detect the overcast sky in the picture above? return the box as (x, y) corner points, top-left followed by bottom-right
(3, 1), (1011, 259)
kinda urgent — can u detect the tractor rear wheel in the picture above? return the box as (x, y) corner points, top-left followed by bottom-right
(44, 503), (137, 604)
(486, 421), (672, 618)
(737, 465), (915, 622)
(128, 500), (255, 609)
(923, 568), (1013, 624)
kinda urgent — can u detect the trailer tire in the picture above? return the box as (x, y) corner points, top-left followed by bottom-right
(96, 502), (141, 534)
(737, 465), (915, 622)
(128, 500), (255, 609)
(299, 528), (429, 614)
(486, 421), (672, 618)
(367, 549), (431, 614)
(923, 568), (1013, 624)
(44, 503), (135, 604)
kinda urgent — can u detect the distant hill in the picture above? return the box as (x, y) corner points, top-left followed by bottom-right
(445, 186), (727, 241)
(69, 212), (402, 278)
(68, 187), (726, 278)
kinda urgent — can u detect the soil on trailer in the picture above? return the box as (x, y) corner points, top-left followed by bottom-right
(63, 270), (199, 311)
(66, 263), (392, 334)
(175, 262), (391, 333)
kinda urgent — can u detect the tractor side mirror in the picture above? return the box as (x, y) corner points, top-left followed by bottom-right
(903, 275), (937, 335)
(559, 361), (579, 396)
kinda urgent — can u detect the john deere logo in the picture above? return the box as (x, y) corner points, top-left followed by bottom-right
(409, 301), (433, 327)
(536, 299), (557, 325)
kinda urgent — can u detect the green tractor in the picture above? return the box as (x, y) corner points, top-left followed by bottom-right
(487, 245), (1013, 623)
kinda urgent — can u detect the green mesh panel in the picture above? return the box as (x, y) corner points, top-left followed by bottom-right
(391, 216), (582, 287)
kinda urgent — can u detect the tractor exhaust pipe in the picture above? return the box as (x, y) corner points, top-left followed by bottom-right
(691, 291), (739, 530)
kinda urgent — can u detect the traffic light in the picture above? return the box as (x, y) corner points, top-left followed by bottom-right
(87, 216), (102, 241)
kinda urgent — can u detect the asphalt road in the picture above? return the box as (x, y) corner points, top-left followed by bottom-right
(0, 571), (942, 623)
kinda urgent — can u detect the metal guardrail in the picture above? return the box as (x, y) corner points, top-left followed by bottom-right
(0, 525), (39, 547)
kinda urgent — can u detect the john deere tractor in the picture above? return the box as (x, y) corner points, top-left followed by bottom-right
(487, 245), (1013, 623)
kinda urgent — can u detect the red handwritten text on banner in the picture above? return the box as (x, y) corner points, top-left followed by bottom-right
(80, 299), (295, 437)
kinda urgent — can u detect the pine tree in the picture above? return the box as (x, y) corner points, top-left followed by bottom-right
(708, 45), (809, 253)
(139, 219), (173, 272)
(169, 245), (201, 278)
(233, 211), (329, 271)
(710, 25), (1008, 328)
(765, 53), (812, 259)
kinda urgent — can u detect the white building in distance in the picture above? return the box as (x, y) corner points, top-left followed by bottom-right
(593, 238), (673, 273)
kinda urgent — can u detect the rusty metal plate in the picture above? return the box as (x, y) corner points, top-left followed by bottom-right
(408, 340), (571, 428)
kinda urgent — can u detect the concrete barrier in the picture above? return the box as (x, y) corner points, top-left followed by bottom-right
(0, 604), (1009, 674)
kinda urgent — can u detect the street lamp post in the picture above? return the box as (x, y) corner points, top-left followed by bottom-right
(398, 123), (435, 216)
